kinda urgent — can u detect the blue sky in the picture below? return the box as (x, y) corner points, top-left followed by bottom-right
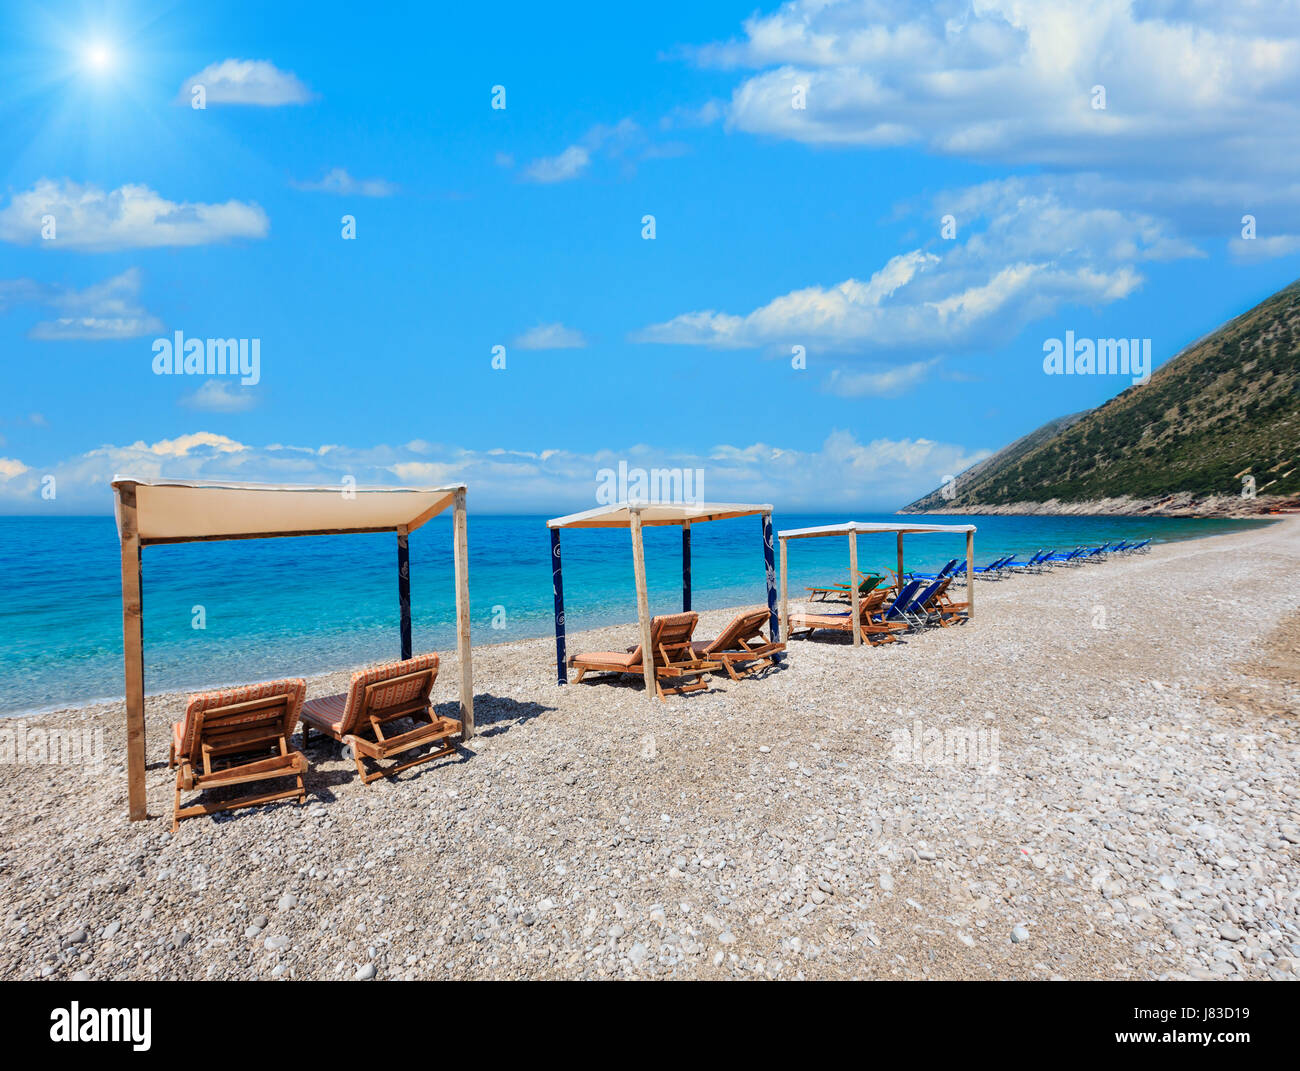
(2, 0), (1299, 513)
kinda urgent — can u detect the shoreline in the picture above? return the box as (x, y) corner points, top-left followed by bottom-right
(900, 496), (1296, 519)
(3, 514), (1278, 722)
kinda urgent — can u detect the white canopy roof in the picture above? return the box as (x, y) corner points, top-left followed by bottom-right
(111, 476), (464, 544)
(779, 520), (976, 540)
(547, 501), (772, 529)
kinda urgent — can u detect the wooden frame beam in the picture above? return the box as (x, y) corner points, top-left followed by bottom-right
(966, 529), (976, 620)
(778, 535), (789, 642)
(629, 508), (657, 703)
(848, 531), (861, 646)
(453, 488), (474, 738)
(119, 485), (148, 821)
(142, 525), (395, 547)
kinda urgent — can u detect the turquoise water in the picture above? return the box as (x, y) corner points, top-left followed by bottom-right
(0, 512), (1271, 715)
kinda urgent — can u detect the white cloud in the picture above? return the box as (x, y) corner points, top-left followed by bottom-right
(523, 146), (591, 183)
(28, 316), (156, 341)
(180, 381), (259, 413)
(659, 100), (724, 130)
(0, 180), (268, 251)
(521, 119), (651, 183)
(0, 430), (986, 514)
(634, 183), (1184, 357)
(141, 432), (247, 458)
(625, 0), (1300, 392)
(512, 322), (588, 350)
(0, 268), (162, 341)
(292, 168), (397, 197)
(177, 59), (313, 106)
(0, 458), (29, 481)
(711, 0), (1300, 188)
(390, 461), (461, 484)
(1229, 233), (1300, 261)
(826, 359), (940, 398)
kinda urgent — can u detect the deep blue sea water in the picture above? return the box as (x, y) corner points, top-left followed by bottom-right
(0, 512), (1272, 715)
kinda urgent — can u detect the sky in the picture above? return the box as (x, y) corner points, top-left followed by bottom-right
(1, 0), (1299, 514)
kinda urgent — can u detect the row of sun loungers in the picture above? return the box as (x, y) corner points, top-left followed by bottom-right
(788, 536), (1156, 646)
(170, 654), (461, 830)
(568, 608), (785, 700)
(171, 535), (1155, 831)
(805, 571), (886, 602)
(788, 574), (971, 644)
(173, 610), (789, 830)
(931, 538), (1154, 582)
(998, 538), (1152, 575)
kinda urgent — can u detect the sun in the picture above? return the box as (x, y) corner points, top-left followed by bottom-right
(83, 42), (114, 73)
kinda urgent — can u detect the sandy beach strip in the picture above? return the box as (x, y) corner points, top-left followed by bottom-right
(1, 519), (1297, 980)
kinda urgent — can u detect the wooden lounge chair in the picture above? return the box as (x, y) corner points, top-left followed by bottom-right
(569, 611), (720, 700)
(933, 581), (972, 625)
(169, 678), (308, 832)
(805, 572), (884, 602)
(299, 653), (460, 784)
(787, 590), (908, 645)
(919, 577), (966, 626)
(690, 608), (786, 680)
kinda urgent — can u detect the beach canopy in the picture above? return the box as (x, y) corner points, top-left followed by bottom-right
(779, 520), (976, 539)
(548, 501), (774, 530)
(111, 476), (461, 544)
(776, 519), (977, 645)
(546, 501), (778, 701)
(109, 475), (474, 822)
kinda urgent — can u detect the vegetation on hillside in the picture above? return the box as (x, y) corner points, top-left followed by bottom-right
(905, 279), (1300, 510)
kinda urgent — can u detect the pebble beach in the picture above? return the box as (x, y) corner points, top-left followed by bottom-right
(1, 518), (1297, 981)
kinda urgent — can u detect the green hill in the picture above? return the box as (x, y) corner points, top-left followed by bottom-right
(903, 279), (1300, 514)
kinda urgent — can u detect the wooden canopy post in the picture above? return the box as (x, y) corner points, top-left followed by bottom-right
(629, 507), (656, 702)
(550, 527), (567, 684)
(397, 526), (412, 660)
(848, 529), (861, 646)
(762, 512), (778, 643)
(965, 529), (975, 620)
(118, 485), (148, 821)
(896, 531), (905, 582)
(681, 521), (692, 612)
(453, 488), (475, 738)
(778, 535), (789, 641)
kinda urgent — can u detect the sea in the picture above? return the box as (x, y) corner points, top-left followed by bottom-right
(0, 512), (1273, 716)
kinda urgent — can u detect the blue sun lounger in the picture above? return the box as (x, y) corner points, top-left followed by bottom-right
(907, 558), (959, 582)
(1023, 549), (1054, 571)
(1003, 550), (1046, 572)
(1042, 547), (1086, 567)
(882, 579), (925, 626)
(903, 577), (954, 626)
(973, 554), (1015, 579)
